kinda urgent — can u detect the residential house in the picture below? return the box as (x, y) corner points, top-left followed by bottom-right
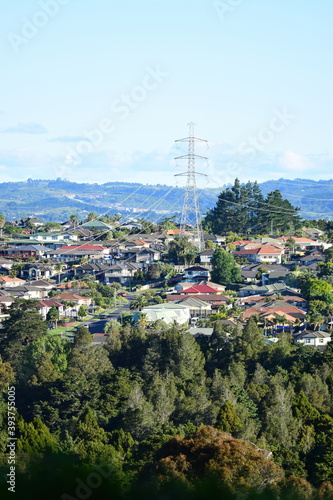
(168, 293), (229, 310)
(29, 280), (55, 291)
(199, 249), (215, 265)
(242, 302), (306, 325)
(239, 294), (307, 311)
(21, 263), (56, 280)
(0, 296), (15, 313)
(2, 245), (50, 259)
(261, 266), (291, 285)
(164, 229), (192, 245)
(173, 297), (212, 317)
(46, 244), (109, 263)
(188, 327), (214, 337)
(294, 250), (325, 266)
(178, 284), (221, 295)
(184, 266), (211, 281)
(0, 258), (14, 274)
(39, 300), (65, 320)
(66, 226), (94, 239)
(294, 330), (331, 347)
(104, 263), (142, 284)
(203, 234), (225, 246)
(0, 276), (26, 288)
(8, 285), (48, 299)
(238, 283), (297, 297)
(135, 303), (190, 325)
(55, 293), (92, 307)
(233, 245), (284, 264)
(302, 227), (325, 239)
(276, 237), (323, 250)
(19, 216), (43, 228)
(31, 232), (78, 243)
(80, 220), (114, 231)
(75, 263), (112, 281)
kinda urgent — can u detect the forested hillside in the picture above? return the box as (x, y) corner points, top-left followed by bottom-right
(1, 300), (333, 498)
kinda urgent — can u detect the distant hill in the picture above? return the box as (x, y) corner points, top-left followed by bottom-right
(0, 178), (331, 222)
(0, 178), (217, 222)
(259, 178), (333, 220)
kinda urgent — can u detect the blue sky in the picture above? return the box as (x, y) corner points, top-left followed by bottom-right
(0, 0), (332, 190)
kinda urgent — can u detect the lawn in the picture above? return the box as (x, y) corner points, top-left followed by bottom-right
(48, 306), (119, 336)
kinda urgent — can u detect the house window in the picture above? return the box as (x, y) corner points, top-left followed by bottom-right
(304, 339), (311, 343)
(319, 339), (324, 343)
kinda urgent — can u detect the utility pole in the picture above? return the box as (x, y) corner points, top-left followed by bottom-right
(175, 122), (208, 252)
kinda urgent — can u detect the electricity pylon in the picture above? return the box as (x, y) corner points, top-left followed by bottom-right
(175, 122), (207, 252)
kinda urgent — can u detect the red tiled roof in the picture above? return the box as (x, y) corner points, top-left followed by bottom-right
(39, 300), (63, 307)
(56, 293), (88, 300)
(179, 285), (220, 294)
(243, 305), (306, 321)
(276, 237), (318, 243)
(57, 281), (89, 289)
(232, 240), (254, 246)
(0, 276), (25, 282)
(166, 229), (191, 235)
(168, 294), (229, 302)
(235, 246), (282, 255)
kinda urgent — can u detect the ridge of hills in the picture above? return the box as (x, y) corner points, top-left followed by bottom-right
(0, 177), (331, 222)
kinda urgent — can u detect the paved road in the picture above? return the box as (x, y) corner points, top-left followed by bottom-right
(86, 293), (136, 334)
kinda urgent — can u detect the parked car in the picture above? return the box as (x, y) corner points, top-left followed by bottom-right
(118, 292), (127, 297)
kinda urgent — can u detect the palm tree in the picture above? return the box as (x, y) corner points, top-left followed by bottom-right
(69, 214), (79, 228)
(137, 313), (149, 327)
(86, 212), (96, 222)
(54, 263), (65, 284)
(130, 295), (149, 311)
(326, 304), (333, 330)
(308, 311), (324, 331)
(0, 214), (5, 238)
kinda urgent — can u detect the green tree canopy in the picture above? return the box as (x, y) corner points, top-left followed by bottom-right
(211, 248), (242, 285)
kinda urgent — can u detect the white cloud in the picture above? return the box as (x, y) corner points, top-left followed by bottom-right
(48, 135), (88, 143)
(2, 123), (47, 134)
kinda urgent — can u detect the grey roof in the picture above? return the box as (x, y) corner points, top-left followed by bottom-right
(185, 265), (209, 271)
(6, 245), (50, 251)
(174, 297), (211, 308)
(294, 330), (331, 339)
(189, 327), (214, 336)
(298, 252), (324, 262)
(200, 249), (214, 256)
(29, 280), (54, 287)
(81, 220), (113, 229)
(8, 285), (44, 292)
(239, 283), (294, 293)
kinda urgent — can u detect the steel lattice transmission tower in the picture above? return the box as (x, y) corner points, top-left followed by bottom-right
(175, 122), (208, 252)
